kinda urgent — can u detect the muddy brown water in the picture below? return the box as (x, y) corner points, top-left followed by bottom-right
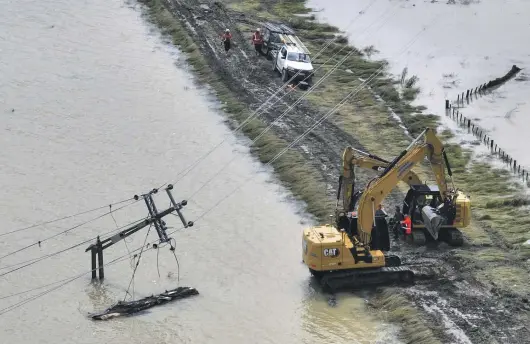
(0, 0), (403, 342)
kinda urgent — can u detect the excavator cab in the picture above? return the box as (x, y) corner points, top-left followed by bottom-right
(394, 184), (462, 246)
(336, 190), (391, 252)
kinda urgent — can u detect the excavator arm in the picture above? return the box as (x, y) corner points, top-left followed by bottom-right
(354, 128), (455, 246)
(338, 146), (422, 214)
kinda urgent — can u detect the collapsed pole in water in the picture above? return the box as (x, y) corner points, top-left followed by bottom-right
(90, 286), (199, 320)
(85, 185), (193, 280)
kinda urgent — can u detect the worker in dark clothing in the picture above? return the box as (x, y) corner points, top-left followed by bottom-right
(393, 205), (404, 239)
(221, 29), (232, 56)
(251, 28), (263, 56)
(375, 204), (388, 217)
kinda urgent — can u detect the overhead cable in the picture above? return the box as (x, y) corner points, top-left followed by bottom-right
(188, 22), (438, 221)
(186, 7), (403, 201)
(157, 0), (385, 190)
(0, 217), (148, 276)
(0, 197), (138, 238)
(0, 199), (140, 262)
(0, 222), (190, 316)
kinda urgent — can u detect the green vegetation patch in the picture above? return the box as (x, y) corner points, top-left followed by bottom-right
(476, 266), (530, 297)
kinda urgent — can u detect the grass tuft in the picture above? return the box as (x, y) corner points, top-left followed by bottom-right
(485, 197), (530, 209)
(371, 290), (442, 344)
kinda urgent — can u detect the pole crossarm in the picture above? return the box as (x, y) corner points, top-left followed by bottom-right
(85, 184), (193, 280)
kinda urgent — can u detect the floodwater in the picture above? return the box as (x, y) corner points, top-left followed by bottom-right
(0, 0), (401, 343)
(308, 0), (530, 168)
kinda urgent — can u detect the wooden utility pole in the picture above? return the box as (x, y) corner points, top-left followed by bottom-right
(85, 184), (193, 280)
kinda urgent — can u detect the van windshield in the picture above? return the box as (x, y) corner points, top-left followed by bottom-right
(270, 32), (281, 43)
(287, 52), (310, 63)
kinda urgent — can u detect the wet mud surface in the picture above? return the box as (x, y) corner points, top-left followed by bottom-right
(158, 0), (529, 342)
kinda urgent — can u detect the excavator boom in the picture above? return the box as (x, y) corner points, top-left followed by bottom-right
(355, 128), (455, 245)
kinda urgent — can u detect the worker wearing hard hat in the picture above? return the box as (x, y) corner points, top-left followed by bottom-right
(251, 28), (263, 56)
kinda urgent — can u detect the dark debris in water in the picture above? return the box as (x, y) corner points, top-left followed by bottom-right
(89, 286), (199, 321)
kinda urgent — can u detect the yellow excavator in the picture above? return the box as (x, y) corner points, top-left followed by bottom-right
(302, 128), (471, 291)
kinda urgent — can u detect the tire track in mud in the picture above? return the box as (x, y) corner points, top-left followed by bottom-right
(161, 1), (530, 342)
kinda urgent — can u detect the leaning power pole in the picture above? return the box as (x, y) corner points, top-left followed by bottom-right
(85, 184), (193, 280)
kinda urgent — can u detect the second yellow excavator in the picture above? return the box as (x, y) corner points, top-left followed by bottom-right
(302, 128), (471, 291)
(338, 137), (471, 247)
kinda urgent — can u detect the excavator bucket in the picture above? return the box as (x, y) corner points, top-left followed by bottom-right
(421, 206), (446, 240)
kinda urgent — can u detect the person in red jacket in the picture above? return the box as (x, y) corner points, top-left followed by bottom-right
(251, 28), (263, 56)
(221, 29), (232, 56)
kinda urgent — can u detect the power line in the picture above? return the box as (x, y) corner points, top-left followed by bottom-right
(181, 6), (401, 202)
(0, 216), (147, 271)
(0, 217), (148, 276)
(0, 199), (140, 262)
(0, 253), (134, 317)
(0, 275), (82, 301)
(1, 2), (387, 250)
(187, 23), (437, 224)
(155, 0), (385, 190)
(185, 7), (402, 201)
(266, 27), (435, 167)
(0, 222), (190, 317)
(123, 224), (152, 301)
(0, 223), (190, 302)
(0, 9), (438, 318)
(0, 197), (138, 238)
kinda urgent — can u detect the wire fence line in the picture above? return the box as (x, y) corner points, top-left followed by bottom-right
(444, 65), (528, 184)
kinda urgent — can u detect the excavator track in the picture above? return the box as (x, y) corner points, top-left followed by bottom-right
(319, 266), (414, 293)
(439, 227), (464, 247)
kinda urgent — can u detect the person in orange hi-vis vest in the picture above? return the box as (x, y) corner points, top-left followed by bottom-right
(401, 215), (412, 236)
(251, 28), (263, 56)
